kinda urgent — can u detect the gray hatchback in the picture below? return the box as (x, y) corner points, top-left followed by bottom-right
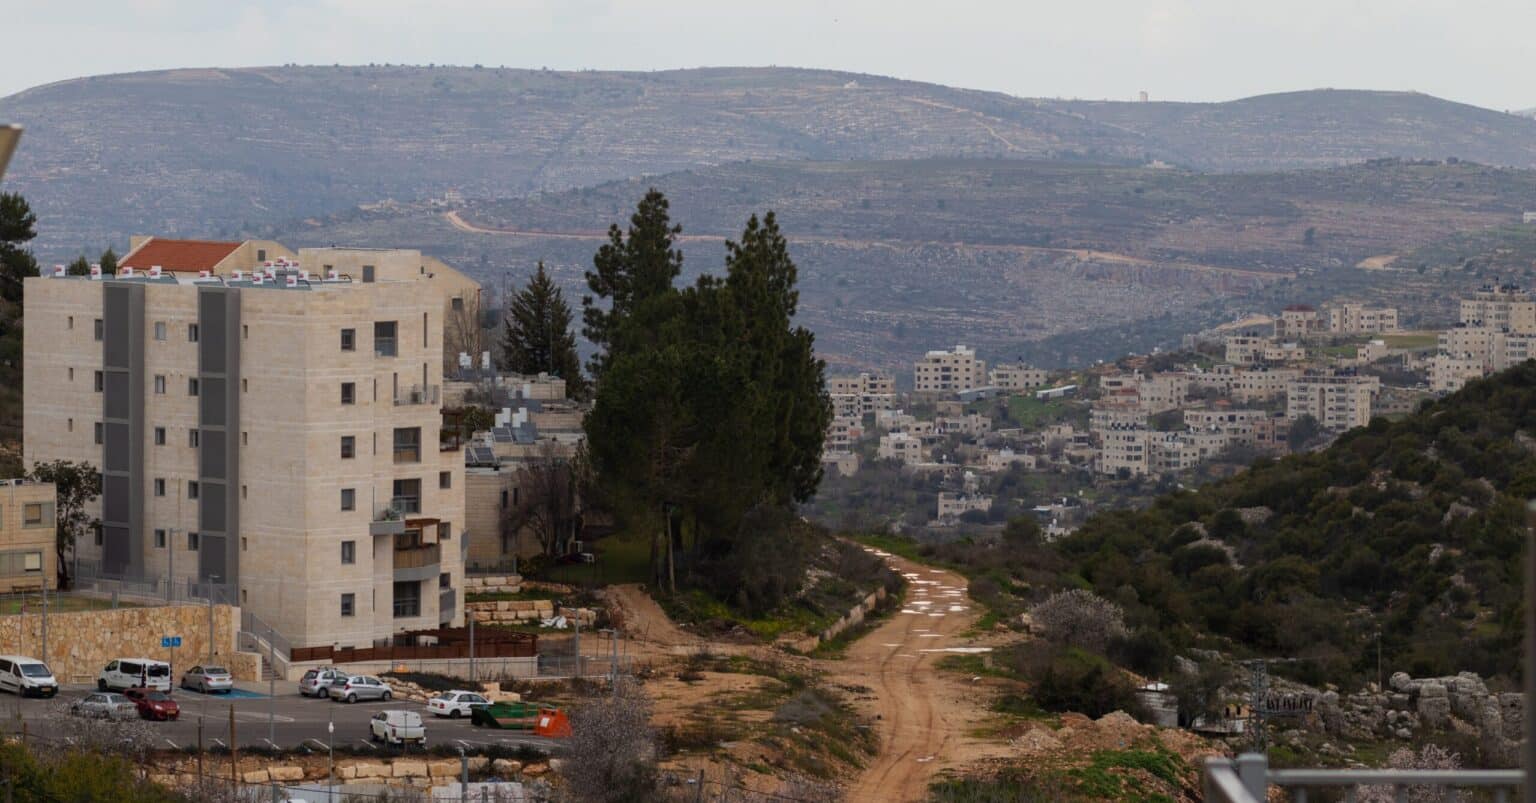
(327, 675), (392, 703)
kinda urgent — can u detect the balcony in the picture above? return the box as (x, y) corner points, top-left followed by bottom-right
(389, 495), (420, 515)
(394, 384), (440, 406)
(393, 543), (440, 583)
(370, 512), (406, 537)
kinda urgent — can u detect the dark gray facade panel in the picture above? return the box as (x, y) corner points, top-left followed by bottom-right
(101, 283), (144, 578)
(102, 474), (128, 523)
(103, 423), (130, 472)
(200, 484), (226, 533)
(196, 287), (240, 586)
(200, 430), (226, 480)
(102, 525), (130, 574)
(199, 377), (226, 426)
(198, 534), (226, 581)
(199, 291), (227, 373)
(103, 372), (130, 420)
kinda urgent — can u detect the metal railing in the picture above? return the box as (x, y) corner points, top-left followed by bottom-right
(71, 562), (236, 606)
(237, 609), (293, 677)
(1204, 754), (1524, 803)
(393, 384), (440, 406)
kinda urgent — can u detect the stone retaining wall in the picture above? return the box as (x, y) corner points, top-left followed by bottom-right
(782, 586), (890, 653)
(463, 575), (576, 596)
(149, 754), (551, 790)
(0, 603), (254, 682)
(466, 600), (597, 627)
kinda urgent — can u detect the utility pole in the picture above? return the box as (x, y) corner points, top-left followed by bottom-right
(228, 704), (238, 792)
(207, 574), (219, 663)
(39, 579), (47, 668)
(196, 716), (204, 787)
(458, 745), (469, 802)
(1246, 660), (1269, 753)
(327, 711), (335, 803)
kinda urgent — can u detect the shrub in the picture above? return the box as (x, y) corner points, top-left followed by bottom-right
(1030, 589), (1128, 652)
(560, 680), (658, 803)
(1031, 648), (1146, 719)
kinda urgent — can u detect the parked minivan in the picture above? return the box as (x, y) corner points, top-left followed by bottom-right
(98, 658), (172, 692)
(0, 656), (57, 697)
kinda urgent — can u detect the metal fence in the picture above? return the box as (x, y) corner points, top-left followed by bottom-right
(1204, 754), (1524, 803)
(70, 562), (236, 607)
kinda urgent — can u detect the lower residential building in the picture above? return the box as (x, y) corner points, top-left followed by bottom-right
(1286, 373), (1381, 431)
(0, 480), (57, 592)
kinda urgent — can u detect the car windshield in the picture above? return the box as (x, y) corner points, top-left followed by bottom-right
(146, 665), (169, 677)
(204, 667), (228, 675)
(432, 692), (452, 700)
(19, 664), (50, 677)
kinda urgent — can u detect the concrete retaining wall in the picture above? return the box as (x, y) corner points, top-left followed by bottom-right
(287, 655), (539, 682)
(783, 586), (891, 653)
(0, 603), (251, 682)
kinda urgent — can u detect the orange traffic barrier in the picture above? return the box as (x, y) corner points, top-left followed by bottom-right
(533, 707), (572, 738)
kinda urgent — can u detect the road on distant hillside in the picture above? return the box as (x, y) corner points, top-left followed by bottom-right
(828, 550), (987, 803)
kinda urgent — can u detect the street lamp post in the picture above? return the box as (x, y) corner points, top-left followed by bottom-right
(207, 574), (220, 663)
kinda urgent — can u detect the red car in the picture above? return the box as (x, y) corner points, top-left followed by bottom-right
(123, 687), (180, 721)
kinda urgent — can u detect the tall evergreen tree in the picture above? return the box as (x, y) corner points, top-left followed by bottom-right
(99, 246), (118, 276)
(66, 256), (90, 276)
(501, 262), (588, 399)
(0, 193), (38, 305)
(582, 188), (683, 377)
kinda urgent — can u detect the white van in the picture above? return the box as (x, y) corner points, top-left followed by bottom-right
(0, 656), (57, 697)
(98, 658), (172, 692)
(370, 710), (425, 746)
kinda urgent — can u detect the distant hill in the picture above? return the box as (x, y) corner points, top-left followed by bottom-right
(1053, 361), (1536, 682)
(275, 158), (1536, 369)
(1053, 89), (1536, 171)
(5, 68), (1536, 258)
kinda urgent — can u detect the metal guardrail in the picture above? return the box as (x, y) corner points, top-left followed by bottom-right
(1204, 754), (1524, 803)
(393, 384), (440, 406)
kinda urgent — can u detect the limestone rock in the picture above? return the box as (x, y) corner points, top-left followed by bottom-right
(393, 761), (429, 778)
(242, 770), (270, 784)
(491, 759), (523, 776)
(428, 760), (460, 778)
(268, 766), (303, 782)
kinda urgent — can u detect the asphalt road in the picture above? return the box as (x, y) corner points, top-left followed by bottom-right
(0, 682), (562, 754)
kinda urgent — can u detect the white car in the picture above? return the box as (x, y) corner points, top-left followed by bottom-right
(427, 690), (489, 719)
(370, 710), (425, 746)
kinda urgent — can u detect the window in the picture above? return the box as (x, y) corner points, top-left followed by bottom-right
(94, 422), (103, 445)
(391, 479), (421, 514)
(451, 296), (464, 312)
(340, 488), (355, 511)
(67, 316), (73, 330)
(340, 328), (355, 351)
(93, 526), (103, 546)
(241, 378), (247, 393)
(154, 479), (166, 497)
(242, 325), (248, 340)
(362, 265), (375, 283)
(23, 553), (40, 573)
(242, 431), (248, 446)
(153, 322), (166, 341)
(187, 532), (199, 550)
(67, 418), (73, 433)
(189, 429), (200, 448)
(340, 436), (356, 459)
(500, 490), (508, 509)
(93, 319), (103, 341)
(188, 378), (199, 396)
(188, 481), (199, 500)
(154, 427), (165, 445)
(153, 375), (165, 394)
(154, 529), (166, 548)
(67, 367), (73, 381)
(22, 504), (44, 526)
(256, 248), (266, 261)
(94, 371), (104, 392)
(240, 537), (246, 552)
(341, 382), (355, 405)
(341, 541), (356, 565)
(374, 321), (397, 357)
(340, 593), (355, 617)
(393, 427), (421, 463)
(392, 580), (420, 618)
(188, 323), (199, 342)
(439, 572), (451, 589)
(439, 471), (452, 490)
(437, 522), (452, 541)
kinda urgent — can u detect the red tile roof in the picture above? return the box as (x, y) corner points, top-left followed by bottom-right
(120, 238), (241, 272)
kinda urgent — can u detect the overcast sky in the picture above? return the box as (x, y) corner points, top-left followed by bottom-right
(5, 0), (1533, 110)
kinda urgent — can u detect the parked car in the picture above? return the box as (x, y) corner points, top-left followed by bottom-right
(328, 675), (392, 703)
(369, 710), (425, 746)
(427, 690), (489, 719)
(299, 667), (347, 699)
(123, 687), (181, 721)
(179, 665), (234, 694)
(98, 658), (171, 692)
(0, 655), (57, 697)
(69, 692), (136, 719)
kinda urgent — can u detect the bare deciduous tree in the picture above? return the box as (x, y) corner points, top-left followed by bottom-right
(1356, 744), (1461, 803)
(445, 292), (492, 376)
(503, 441), (583, 558)
(560, 680), (658, 803)
(1029, 589), (1128, 652)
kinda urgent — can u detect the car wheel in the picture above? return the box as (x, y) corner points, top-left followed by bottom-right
(448, 709), (460, 719)
(346, 693), (357, 704)
(381, 691), (391, 701)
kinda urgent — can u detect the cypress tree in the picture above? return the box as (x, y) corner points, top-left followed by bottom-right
(581, 188), (683, 377)
(501, 262), (588, 399)
(0, 193), (38, 305)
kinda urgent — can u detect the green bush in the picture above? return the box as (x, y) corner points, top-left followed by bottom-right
(1031, 648), (1147, 719)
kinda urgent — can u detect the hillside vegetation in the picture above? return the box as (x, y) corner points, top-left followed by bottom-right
(1051, 361), (1536, 685)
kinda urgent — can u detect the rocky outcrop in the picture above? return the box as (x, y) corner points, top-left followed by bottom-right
(1312, 670), (1523, 766)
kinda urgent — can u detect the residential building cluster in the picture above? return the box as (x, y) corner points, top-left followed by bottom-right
(1430, 285), (1536, 392)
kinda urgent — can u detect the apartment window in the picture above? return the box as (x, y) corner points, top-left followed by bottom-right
(340, 328), (355, 351)
(187, 323), (199, 342)
(391, 479), (421, 514)
(94, 422), (103, 444)
(340, 488), (355, 512)
(188, 481), (199, 500)
(22, 553), (40, 574)
(153, 321), (167, 341)
(154, 427), (166, 446)
(153, 375), (165, 394)
(187, 532), (199, 550)
(362, 265), (375, 283)
(189, 429), (200, 448)
(340, 593), (355, 617)
(94, 371), (104, 392)
(241, 538), (247, 552)
(154, 478), (166, 497)
(392, 580), (420, 618)
(437, 522), (452, 541)
(256, 248), (267, 261)
(340, 436), (356, 459)
(439, 471), (452, 490)
(93, 526), (103, 546)
(67, 418), (73, 433)
(22, 504), (44, 526)
(67, 316), (73, 330)
(500, 490), (508, 509)
(154, 529), (166, 549)
(451, 296), (464, 312)
(93, 319), (103, 341)
(242, 431), (248, 446)
(374, 321), (397, 357)
(341, 382), (355, 405)
(242, 378), (248, 393)
(67, 367), (73, 381)
(242, 325), (248, 340)
(392, 427), (421, 463)
(188, 378), (200, 396)
(439, 572), (451, 589)
(341, 540), (356, 565)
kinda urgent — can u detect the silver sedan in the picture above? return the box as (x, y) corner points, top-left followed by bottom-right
(180, 665), (235, 694)
(70, 692), (136, 719)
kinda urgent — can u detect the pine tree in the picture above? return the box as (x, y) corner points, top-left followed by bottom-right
(99, 247), (118, 276)
(66, 256), (90, 276)
(582, 188), (683, 377)
(0, 193), (38, 305)
(501, 262), (588, 399)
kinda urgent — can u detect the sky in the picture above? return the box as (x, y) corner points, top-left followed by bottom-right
(3, 0), (1534, 110)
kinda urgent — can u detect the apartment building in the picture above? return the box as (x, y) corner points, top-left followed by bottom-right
(1225, 336), (1306, 366)
(1325, 302), (1399, 334)
(988, 364), (1048, 391)
(984, 448), (1035, 471)
(1427, 326), (1536, 392)
(1098, 371), (1187, 414)
(1098, 425), (1150, 477)
(1275, 305), (1324, 339)
(826, 416), (865, 450)
(1149, 430), (1232, 474)
(0, 480), (57, 592)
(1286, 373), (1381, 431)
(1459, 285), (1536, 333)
(914, 345), (986, 393)
(877, 432), (925, 464)
(1185, 364), (1300, 403)
(24, 264), (466, 649)
(1090, 406), (1147, 432)
(1183, 409), (1287, 451)
(936, 492), (992, 521)
(827, 372), (897, 417)
(935, 412), (991, 437)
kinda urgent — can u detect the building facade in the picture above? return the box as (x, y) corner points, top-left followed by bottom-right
(914, 345), (986, 393)
(988, 364), (1048, 391)
(1286, 373), (1381, 431)
(0, 481), (57, 592)
(1459, 285), (1536, 333)
(24, 267), (466, 648)
(1325, 303), (1399, 334)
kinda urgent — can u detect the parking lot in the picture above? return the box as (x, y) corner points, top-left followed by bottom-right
(0, 682), (563, 753)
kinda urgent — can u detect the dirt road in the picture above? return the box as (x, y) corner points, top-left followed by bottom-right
(832, 549), (988, 803)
